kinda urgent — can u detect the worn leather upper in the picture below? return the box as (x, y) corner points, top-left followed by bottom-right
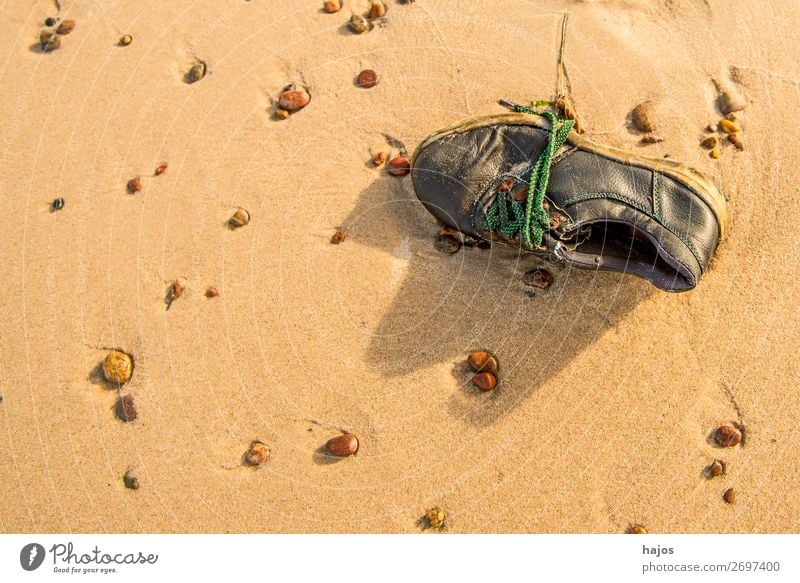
(411, 120), (722, 291)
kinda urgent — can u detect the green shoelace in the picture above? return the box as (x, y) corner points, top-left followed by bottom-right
(483, 106), (574, 250)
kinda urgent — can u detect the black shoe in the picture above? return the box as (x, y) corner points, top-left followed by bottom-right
(411, 106), (728, 292)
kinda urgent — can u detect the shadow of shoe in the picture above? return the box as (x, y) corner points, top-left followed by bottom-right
(339, 173), (653, 427)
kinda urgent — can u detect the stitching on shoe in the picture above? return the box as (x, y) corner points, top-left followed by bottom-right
(652, 171), (663, 221)
(559, 191), (704, 273)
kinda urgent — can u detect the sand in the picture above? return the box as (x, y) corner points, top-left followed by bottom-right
(0, 0), (798, 534)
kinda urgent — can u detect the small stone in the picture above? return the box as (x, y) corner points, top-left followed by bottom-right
(510, 185), (528, 202)
(705, 124), (716, 133)
(39, 31), (61, 52)
(229, 208), (250, 228)
(325, 433), (359, 457)
(627, 524), (647, 534)
(357, 69), (379, 88)
(274, 108), (290, 120)
(323, 0), (342, 13)
(523, 268), (554, 289)
(154, 163), (168, 176)
(123, 469), (140, 490)
(116, 394), (137, 422)
(368, 1), (387, 18)
(498, 177), (515, 192)
(467, 351), (499, 374)
(723, 488), (736, 504)
(387, 156), (411, 176)
(45, 17), (57, 27)
(119, 35), (132, 46)
(330, 229), (348, 244)
(103, 350), (133, 385)
(52, 197), (65, 211)
(127, 176), (142, 194)
(244, 441), (270, 466)
(349, 14), (369, 33)
(165, 278), (186, 310)
(187, 61), (206, 83)
(472, 372), (497, 392)
(708, 460), (726, 478)
(205, 286), (220, 298)
(728, 133), (744, 151)
(719, 119), (741, 134)
(56, 20), (76, 35)
(700, 136), (718, 149)
(372, 151), (387, 166)
(718, 87), (747, 115)
(640, 135), (663, 144)
(434, 233), (460, 254)
(278, 89), (310, 112)
(725, 113), (737, 122)
(425, 507), (445, 529)
(714, 424), (742, 448)
(631, 101), (656, 133)
(709, 147), (720, 159)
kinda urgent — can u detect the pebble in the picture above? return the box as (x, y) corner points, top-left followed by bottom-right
(52, 197), (65, 211)
(714, 424), (742, 448)
(40, 31), (61, 52)
(274, 108), (290, 120)
(229, 208), (250, 228)
(708, 460), (726, 478)
(205, 286), (220, 298)
(188, 61), (206, 83)
(244, 441), (270, 466)
(45, 17), (57, 27)
(123, 469), (140, 490)
(330, 229), (349, 244)
(350, 14), (369, 33)
(718, 119), (741, 134)
(116, 394), (138, 422)
(709, 147), (720, 159)
(56, 20), (76, 35)
(154, 163), (168, 176)
(103, 350), (133, 385)
(640, 135), (663, 144)
(387, 156), (411, 176)
(728, 133), (744, 151)
(119, 35), (132, 46)
(368, 1), (387, 18)
(325, 433), (359, 457)
(323, 0), (342, 13)
(165, 278), (186, 309)
(723, 488), (736, 504)
(467, 351), (499, 374)
(434, 233), (460, 254)
(700, 136), (717, 149)
(522, 268), (554, 289)
(627, 524), (647, 534)
(372, 151), (387, 166)
(498, 177), (515, 192)
(127, 176), (142, 194)
(357, 69), (379, 88)
(631, 101), (656, 133)
(472, 372), (497, 392)
(425, 507), (445, 529)
(719, 87), (747, 115)
(278, 89), (310, 112)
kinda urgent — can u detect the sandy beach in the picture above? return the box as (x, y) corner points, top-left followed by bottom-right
(1, 0), (798, 533)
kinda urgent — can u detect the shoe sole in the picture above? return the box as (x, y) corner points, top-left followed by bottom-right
(412, 112), (729, 241)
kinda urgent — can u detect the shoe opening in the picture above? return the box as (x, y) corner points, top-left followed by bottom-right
(566, 220), (695, 291)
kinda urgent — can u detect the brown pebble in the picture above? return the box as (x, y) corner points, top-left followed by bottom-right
(522, 268), (554, 289)
(330, 229), (348, 244)
(723, 488), (736, 504)
(357, 69), (379, 88)
(472, 372), (497, 392)
(725, 112), (737, 122)
(205, 286), (220, 298)
(154, 163), (168, 176)
(323, 0), (342, 13)
(640, 135), (664, 144)
(425, 507), (445, 529)
(387, 156), (411, 176)
(368, 1), (387, 18)
(56, 20), (76, 35)
(119, 35), (132, 46)
(116, 394), (137, 422)
(40, 31), (61, 52)
(728, 133), (744, 151)
(631, 101), (656, 133)
(325, 433), (359, 457)
(511, 185), (528, 202)
(700, 136), (718, 149)
(714, 424), (742, 448)
(434, 234), (461, 254)
(372, 151), (387, 166)
(708, 460), (726, 478)
(103, 350), (134, 385)
(467, 351), (498, 374)
(627, 524), (647, 534)
(244, 441), (270, 466)
(188, 61), (206, 83)
(278, 89), (310, 112)
(229, 208), (250, 228)
(274, 108), (290, 120)
(127, 176), (142, 194)
(123, 469), (140, 490)
(349, 14), (369, 33)
(497, 177), (515, 192)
